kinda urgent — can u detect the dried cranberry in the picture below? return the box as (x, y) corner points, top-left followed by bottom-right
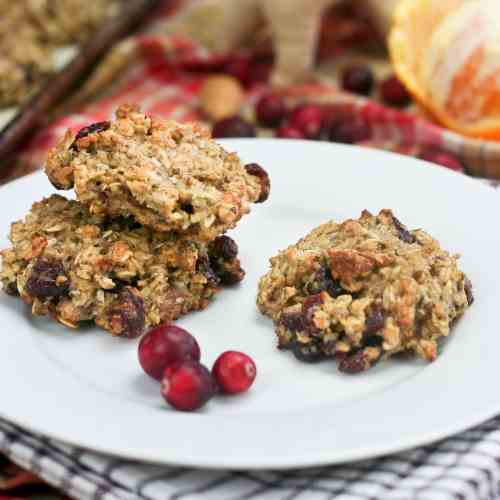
(292, 342), (324, 363)
(212, 116), (256, 138)
(301, 295), (323, 335)
(341, 65), (374, 95)
(276, 125), (305, 139)
(212, 351), (257, 394)
(208, 260), (245, 286)
(329, 119), (371, 144)
(208, 235), (238, 262)
(279, 311), (306, 333)
(303, 293), (323, 312)
(308, 266), (346, 298)
(364, 307), (384, 334)
(207, 236), (244, 286)
(420, 150), (464, 173)
(280, 296), (321, 337)
(380, 75), (411, 107)
(392, 215), (415, 244)
(337, 350), (369, 374)
(109, 287), (145, 338)
(25, 258), (69, 298)
(464, 277), (474, 306)
(71, 121), (110, 149)
(138, 324), (201, 380)
(217, 268), (245, 286)
(244, 163), (270, 203)
(288, 105), (323, 140)
(256, 94), (287, 127)
(197, 254), (220, 287)
(161, 361), (215, 411)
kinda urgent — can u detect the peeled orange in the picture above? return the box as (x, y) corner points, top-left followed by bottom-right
(389, 0), (500, 140)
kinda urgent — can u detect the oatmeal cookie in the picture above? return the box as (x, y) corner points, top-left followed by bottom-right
(257, 209), (473, 373)
(1, 195), (245, 338)
(0, 0), (120, 106)
(45, 105), (270, 241)
(0, 42), (52, 107)
(21, 0), (120, 45)
(0, 5), (53, 107)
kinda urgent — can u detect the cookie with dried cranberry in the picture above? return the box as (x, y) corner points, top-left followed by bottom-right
(257, 209), (472, 373)
(0, 195), (245, 337)
(45, 105), (269, 242)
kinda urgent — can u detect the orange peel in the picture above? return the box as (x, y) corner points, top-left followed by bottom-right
(389, 0), (500, 140)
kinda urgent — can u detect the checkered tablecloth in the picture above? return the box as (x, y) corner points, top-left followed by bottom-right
(2, 413), (500, 500)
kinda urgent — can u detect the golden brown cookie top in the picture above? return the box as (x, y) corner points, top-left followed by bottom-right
(45, 105), (269, 241)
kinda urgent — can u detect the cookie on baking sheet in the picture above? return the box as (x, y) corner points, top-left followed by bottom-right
(20, 0), (120, 45)
(1, 195), (245, 338)
(0, 4), (53, 107)
(257, 209), (473, 373)
(45, 105), (270, 241)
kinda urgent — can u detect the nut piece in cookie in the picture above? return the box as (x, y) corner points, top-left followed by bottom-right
(45, 105), (270, 241)
(0, 195), (246, 337)
(257, 209), (473, 374)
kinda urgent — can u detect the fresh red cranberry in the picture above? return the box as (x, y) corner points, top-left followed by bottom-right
(256, 94), (287, 128)
(161, 361), (215, 411)
(420, 149), (464, 172)
(341, 65), (374, 95)
(380, 75), (411, 107)
(289, 105), (323, 139)
(248, 61), (272, 85)
(224, 58), (251, 86)
(212, 351), (257, 394)
(321, 105), (352, 136)
(212, 116), (256, 138)
(329, 119), (371, 144)
(276, 125), (305, 139)
(138, 324), (200, 381)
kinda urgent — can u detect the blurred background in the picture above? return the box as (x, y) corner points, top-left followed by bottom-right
(2, 0), (500, 189)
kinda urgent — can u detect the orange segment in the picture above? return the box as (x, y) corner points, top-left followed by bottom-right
(389, 0), (500, 140)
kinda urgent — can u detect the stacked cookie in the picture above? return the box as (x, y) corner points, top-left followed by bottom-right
(1, 105), (270, 337)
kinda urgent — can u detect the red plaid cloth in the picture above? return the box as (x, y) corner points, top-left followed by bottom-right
(3, 4), (500, 183)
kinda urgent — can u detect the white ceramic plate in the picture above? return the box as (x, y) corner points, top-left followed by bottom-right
(0, 140), (498, 470)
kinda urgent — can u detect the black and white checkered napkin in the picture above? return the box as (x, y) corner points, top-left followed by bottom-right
(2, 416), (500, 500)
